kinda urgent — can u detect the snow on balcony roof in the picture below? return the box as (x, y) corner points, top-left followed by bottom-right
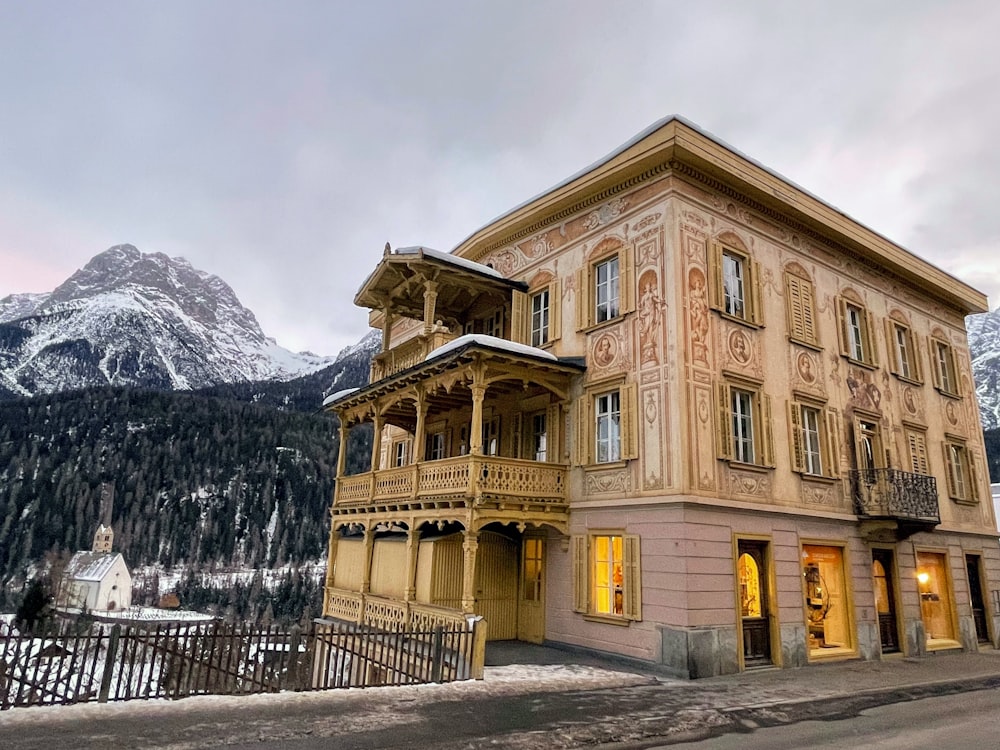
(322, 387), (359, 407)
(425, 334), (558, 363)
(394, 246), (506, 280)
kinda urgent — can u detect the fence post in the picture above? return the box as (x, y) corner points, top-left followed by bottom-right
(98, 624), (121, 703)
(469, 617), (487, 680)
(430, 625), (444, 683)
(288, 625), (302, 691)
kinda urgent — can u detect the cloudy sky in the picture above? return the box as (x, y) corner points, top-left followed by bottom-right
(1, 1), (998, 355)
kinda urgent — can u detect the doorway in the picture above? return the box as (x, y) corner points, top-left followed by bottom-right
(872, 549), (899, 653)
(737, 540), (773, 667)
(517, 536), (546, 643)
(966, 554), (989, 644)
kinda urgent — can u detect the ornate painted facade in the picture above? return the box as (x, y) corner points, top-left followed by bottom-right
(322, 117), (999, 677)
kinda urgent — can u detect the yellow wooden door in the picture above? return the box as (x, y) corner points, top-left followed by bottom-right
(476, 532), (519, 640)
(517, 536), (545, 643)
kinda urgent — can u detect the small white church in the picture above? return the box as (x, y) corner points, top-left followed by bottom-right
(59, 490), (133, 612)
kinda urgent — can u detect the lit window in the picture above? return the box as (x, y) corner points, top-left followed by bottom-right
(572, 532), (642, 621)
(595, 391), (621, 463)
(595, 257), (620, 323)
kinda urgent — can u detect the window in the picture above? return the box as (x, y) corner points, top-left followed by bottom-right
(803, 545), (854, 654)
(392, 439), (410, 467)
(886, 319), (921, 382)
(574, 381), (637, 465)
(572, 532), (641, 621)
(530, 289), (550, 347)
(575, 241), (635, 330)
(482, 417), (500, 456)
(785, 272), (818, 346)
(716, 381), (774, 467)
(930, 338), (959, 397)
(530, 412), (547, 462)
(595, 256), (619, 323)
(944, 439), (978, 503)
(512, 278), (561, 347)
(595, 391), (621, 464)
(425, 431), (446, 461)
(916, 551), (957, 643)
(852, 416), (884, 475)
(837, 296), (877, 367)
(709, 241), (763, 326)
(788, 401), (838, 477)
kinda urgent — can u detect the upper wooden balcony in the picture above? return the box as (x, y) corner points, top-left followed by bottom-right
(335, 455), (568, 510)
(370, 330), (457, 383)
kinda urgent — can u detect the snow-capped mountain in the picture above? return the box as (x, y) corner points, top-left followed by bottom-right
(968, 309), (1000, 431)
(0, 244), (335, 398)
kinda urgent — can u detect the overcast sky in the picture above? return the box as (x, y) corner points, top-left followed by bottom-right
(1, 1), (998, 355)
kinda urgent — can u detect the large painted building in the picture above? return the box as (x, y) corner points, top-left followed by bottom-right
(322, 117), (998, 677)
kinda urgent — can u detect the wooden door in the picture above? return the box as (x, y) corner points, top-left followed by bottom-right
(737, 540), (772, 667)
(517, 537), (545, 643)
(872, 549), (899, 653)
(967, 555), (989, 643)
(476, 532), (519, 640)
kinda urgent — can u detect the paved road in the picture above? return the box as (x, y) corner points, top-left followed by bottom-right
(665, 687), (1000, 750)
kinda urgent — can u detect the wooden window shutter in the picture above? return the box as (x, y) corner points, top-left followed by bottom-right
(836, 297), (851, 358)
(760, 393), (775, 467)
(823, 407), (840, 477)
(549, 278), (562, 342)
(787, 401), (805, 473)
(946, 346), (960, 395)
(907, 430), (929, 475)
(862, 308), (878, 366)
(619, 382), (639, 460)
(969, 452), (981, 502)
(749, 260), (765, 326)
(800, 279), (817, 344)
(573, 398), (592, 466)
(623, 535), (642, 621)
(575, 267), (590, 330)
(619, 245), (636, 314)
(511, 290), (529, 345)
(572, 535), (588, 613)
(546, 403), (561, 462)
(715, 382), (733, 460)
(708, 241), (724, 311)
(884, 319), (899, 376)
(928, 337), (942, 389)
(785, 274), (805, 341)
(911, 336), (924, 383)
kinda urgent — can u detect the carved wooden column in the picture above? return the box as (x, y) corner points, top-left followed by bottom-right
(360, 525), (374, 595)
(461, 529), (480, 613)
(336, 419), (349, 479)
(470, 384), (485, 456)
(423, 281), (438, 335)
(370, 410), (383, 472)
(404, 525), (420, 602)
(381, 304), (394, 352)
(413, 389), (428, 465)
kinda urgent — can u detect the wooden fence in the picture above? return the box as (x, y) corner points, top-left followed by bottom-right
(0, 615), (485, 710)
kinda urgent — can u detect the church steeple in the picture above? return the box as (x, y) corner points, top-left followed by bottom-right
(92, 524), (114, 552)
(92, 482), (115, 552)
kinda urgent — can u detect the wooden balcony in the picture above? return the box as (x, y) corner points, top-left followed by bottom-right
(851, 468), (940, 541)
(370, 330), (457, 382)
(334, 455), (568, 509)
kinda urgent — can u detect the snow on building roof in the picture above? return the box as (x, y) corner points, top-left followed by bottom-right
(322, 387), (360, 407)
(425, 334), (558, 363)
(393, 246), (505, 280)
(66, 551), (126, 582)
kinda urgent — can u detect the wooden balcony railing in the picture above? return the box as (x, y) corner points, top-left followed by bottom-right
(335, 455), (568, 507)
(851, 468), (940, 524)
(370, 330), (457, 382)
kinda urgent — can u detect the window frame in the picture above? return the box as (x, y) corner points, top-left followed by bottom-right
(709, 241), (764, 327)
(575, 242), (635, 331)
(716, 378), (774, 468)
(837, 296), (878, 368)
(530, 288), (550, 347)
(572, 532), (642, 622)
(574, 379), (638, 466)
(512, 278), (561, 347)
(930, 337), (960, 397)
(391, 438), (411, 468)
(885, 319), (922, 383)
(787, 399), (839, 478)
(943, 438), (979, 504)
(425, 430), (447, 461)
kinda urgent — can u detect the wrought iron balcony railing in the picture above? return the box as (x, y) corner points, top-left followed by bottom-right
(850, 468), (940, 524)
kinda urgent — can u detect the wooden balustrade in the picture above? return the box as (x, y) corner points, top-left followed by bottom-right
(370, 330), (457, 382)
(324, 588), (472, 631)
(334, 456), (568, 507)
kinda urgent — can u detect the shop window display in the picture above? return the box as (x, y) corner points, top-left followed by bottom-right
(802, 545), (853, 655)
(916, 551), (957, 645)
